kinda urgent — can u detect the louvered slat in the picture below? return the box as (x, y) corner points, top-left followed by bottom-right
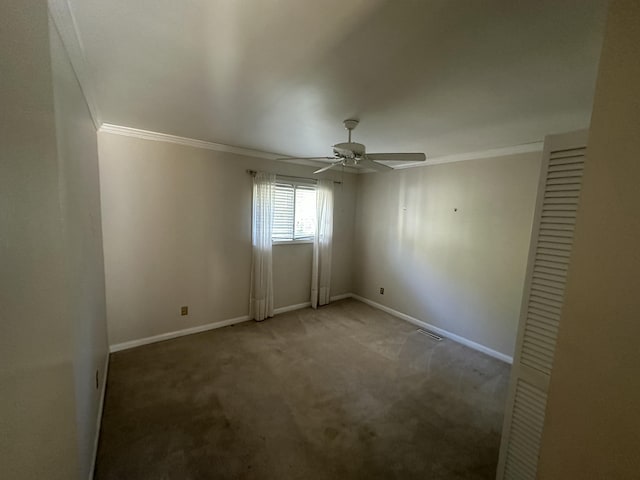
(498, 135), (586, 480)
(532, 273), (566, 287)
(547, 161), (584, 170)
(535, 262), (568, 275)
(520, 146), (584, 375)
(549, 147), (585, 159)
(529, 298), (561, 315)
(523, 325), (557, 344)
(530, 288), (563, 303)
(543, 197), (580, 206)
(538, 236), (572, 246)
(503, 380), (548, 480)
(539, 222), (574, 231)
(539, 216), (576, 225)
(537, 246), (571, 257)
(544, 190), (581, 198)
(522, 336), (556, 358)
(526, 320), (559, 338)
(532, 276), (565, 290)
(545, 183), (581, 192)
(531, 281), (565, 296)
(527, 309), (560, 325)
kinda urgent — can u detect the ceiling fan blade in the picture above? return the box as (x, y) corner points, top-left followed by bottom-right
(359, 158), (394, 172)
(366, 153), (426, 162)
(314, 160), (343, 174)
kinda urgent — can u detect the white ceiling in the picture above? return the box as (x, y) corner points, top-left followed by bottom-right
(69, 0), (607, 161)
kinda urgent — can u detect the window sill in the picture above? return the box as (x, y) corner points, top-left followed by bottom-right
(272, 240), (314, 246)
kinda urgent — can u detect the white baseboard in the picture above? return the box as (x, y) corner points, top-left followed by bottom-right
(350, 294), (513, 364)
(89, 352), (109, 479)
(329, 293), (353, 302)
(272, 293), (354, 315)
(109, 314), (251, 353)
(107, 293), (510, 363)
(271, 293), (353, 315)
(274, 301), (310, 314)
(108, 296), (340, 353)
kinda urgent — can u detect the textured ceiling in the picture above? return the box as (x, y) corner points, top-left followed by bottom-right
(69, 0), (607, 160)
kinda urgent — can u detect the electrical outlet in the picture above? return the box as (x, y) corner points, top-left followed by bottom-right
(95, 370), (99, 390)
(181, 306), (188, 316)
(379, 287), (384, 295)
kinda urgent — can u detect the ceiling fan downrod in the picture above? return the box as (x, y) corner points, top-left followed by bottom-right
(344, 119), (359, 143)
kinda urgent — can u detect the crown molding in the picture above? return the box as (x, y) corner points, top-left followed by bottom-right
(99, 123), (293, 161)
(99, 123), (542, 172)
(391, 141), (544, 170)
(99, 123), (363, 172)
(48, 0), (102, 130)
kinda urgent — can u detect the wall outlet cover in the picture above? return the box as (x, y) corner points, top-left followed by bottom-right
(181, 306), (188, 316)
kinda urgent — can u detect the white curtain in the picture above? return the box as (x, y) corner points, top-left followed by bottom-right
(249, 172), (276, 321)
(311, 179), (334, 309)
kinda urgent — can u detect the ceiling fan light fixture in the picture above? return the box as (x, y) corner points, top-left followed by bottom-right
(333, 141), (365, 158)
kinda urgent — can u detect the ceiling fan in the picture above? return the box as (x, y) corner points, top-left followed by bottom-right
(281, 119), (427, 173)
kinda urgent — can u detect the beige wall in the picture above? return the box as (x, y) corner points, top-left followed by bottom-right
(538, 1), (640, 478)
(273, 243), (313, 307)
(50, 18), (110, 480)
(98, 133), (356, 346)
(0, 4), (79, 478)
(0, 2), (109, 479)
(353, 153), (541, 358)
(99, 130), (537, 360)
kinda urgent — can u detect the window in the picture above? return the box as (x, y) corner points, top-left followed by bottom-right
(272, 181), (316, 242)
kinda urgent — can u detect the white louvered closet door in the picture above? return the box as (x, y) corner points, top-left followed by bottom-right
(496, 130), (588, 480)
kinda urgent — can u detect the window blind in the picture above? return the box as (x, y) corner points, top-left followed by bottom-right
(273, 182), (295, 241)
(272, 181), (316, 242)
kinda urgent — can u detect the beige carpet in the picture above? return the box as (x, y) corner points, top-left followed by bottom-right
(95, 299), (510, 479)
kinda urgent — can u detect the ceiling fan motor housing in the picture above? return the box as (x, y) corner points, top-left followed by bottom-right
(333, 142), (366, 159)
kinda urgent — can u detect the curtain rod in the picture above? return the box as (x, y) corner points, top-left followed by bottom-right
(246, 170), (342, 185)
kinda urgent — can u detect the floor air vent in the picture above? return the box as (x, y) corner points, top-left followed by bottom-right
(417, 328), (443, 341)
